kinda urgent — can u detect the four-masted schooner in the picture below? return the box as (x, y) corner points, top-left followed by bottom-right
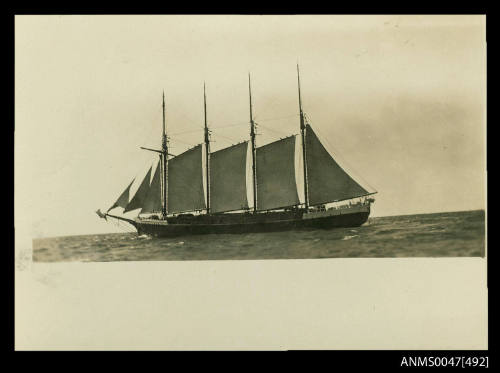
(97, 66), (377, 237)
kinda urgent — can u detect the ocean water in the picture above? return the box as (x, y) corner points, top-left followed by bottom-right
(32, 210), (485, 262)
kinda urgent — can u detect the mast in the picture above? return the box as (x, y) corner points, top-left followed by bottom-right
(162, 91), (168, 219)
(204, 82), (210, 214)
(248, 73), (257, 213)
(297, 64), (309, 210)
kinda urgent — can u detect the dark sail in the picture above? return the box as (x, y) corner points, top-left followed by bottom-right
(124, 167), (152, 213)
(305, 124), (369, 205)
(107, 178), (135, 212)
(168, 145), (206, 213)
(141, 160), (162, 214)
(97, 76), (376, 239)
(210, 142), (249, 213)
(256, 136), (300, 210)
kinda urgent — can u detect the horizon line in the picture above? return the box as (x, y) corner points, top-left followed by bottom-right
(32, 207), (485, 240)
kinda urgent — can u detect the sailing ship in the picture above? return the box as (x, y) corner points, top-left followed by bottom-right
(96, 66), (377, 237)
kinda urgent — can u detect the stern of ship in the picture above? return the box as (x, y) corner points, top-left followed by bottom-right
(301, 202), (371, 229)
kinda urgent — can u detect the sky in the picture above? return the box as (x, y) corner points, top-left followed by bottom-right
(15, 15), (486, 238)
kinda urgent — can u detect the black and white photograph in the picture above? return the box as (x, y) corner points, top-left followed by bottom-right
(15, 14), (487, 351)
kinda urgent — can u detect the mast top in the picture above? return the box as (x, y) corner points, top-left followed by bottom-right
(203, 82), (209, 140)
(162, 91), (165, 131)
(203, 82), (207, 125)
(162, 91), (167, 151)
(248, 73), (255, 130)
(297, 64), (306, 131)
(297, 65), (303, 111)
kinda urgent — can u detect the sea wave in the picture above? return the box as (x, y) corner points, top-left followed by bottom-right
(32, 210), (485, 262)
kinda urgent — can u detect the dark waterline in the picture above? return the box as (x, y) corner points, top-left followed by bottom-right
(33, 210), (485, 262)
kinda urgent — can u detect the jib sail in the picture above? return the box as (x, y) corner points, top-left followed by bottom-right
(124, 167), (152, 213)
(107, 178), (135, 213)
(141, 160), (162, 214)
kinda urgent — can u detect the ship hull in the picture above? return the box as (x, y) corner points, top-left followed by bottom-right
(134, 205), (370, 238)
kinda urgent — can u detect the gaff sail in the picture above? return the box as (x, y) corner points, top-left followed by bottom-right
(168, 144), (206, 213)
(124, 167), (152, 213)
(305, 124), (369, 205)
(256, 136), (300, 210)
(210, 141), (249, 213)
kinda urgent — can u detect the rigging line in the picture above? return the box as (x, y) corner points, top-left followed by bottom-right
(121, 157), (156, 206)
(252, 95), (280, 119)
(113, 96), (165, 151)
(134, 104), (164, 149)
(151, 103), (200, 148)
(121, 222), (135, 234)
(104, 107), (160, 181)
(170, 129), (204, 136)
(110, 217), (128, 233)
(169, 137), (198, 147)
(315, 126), (378, 193)
(114, 219), (134, 234)
(212, 132), (241, 144)
(211, 122), (249, 130)
(257, 123), (291, 136)
(135, 137), (162, 180)
(158, 102), (204, 141)
(254, 113), (299, 122)
(305, 114), (378, 193)
(210, 140), (249, 153)
(110, 106), (157, 147)
(109, 154), (155, 210)
(211, 114), (298, 131)
(170, 116), (297, 136)
(174, 109), (205, 132)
